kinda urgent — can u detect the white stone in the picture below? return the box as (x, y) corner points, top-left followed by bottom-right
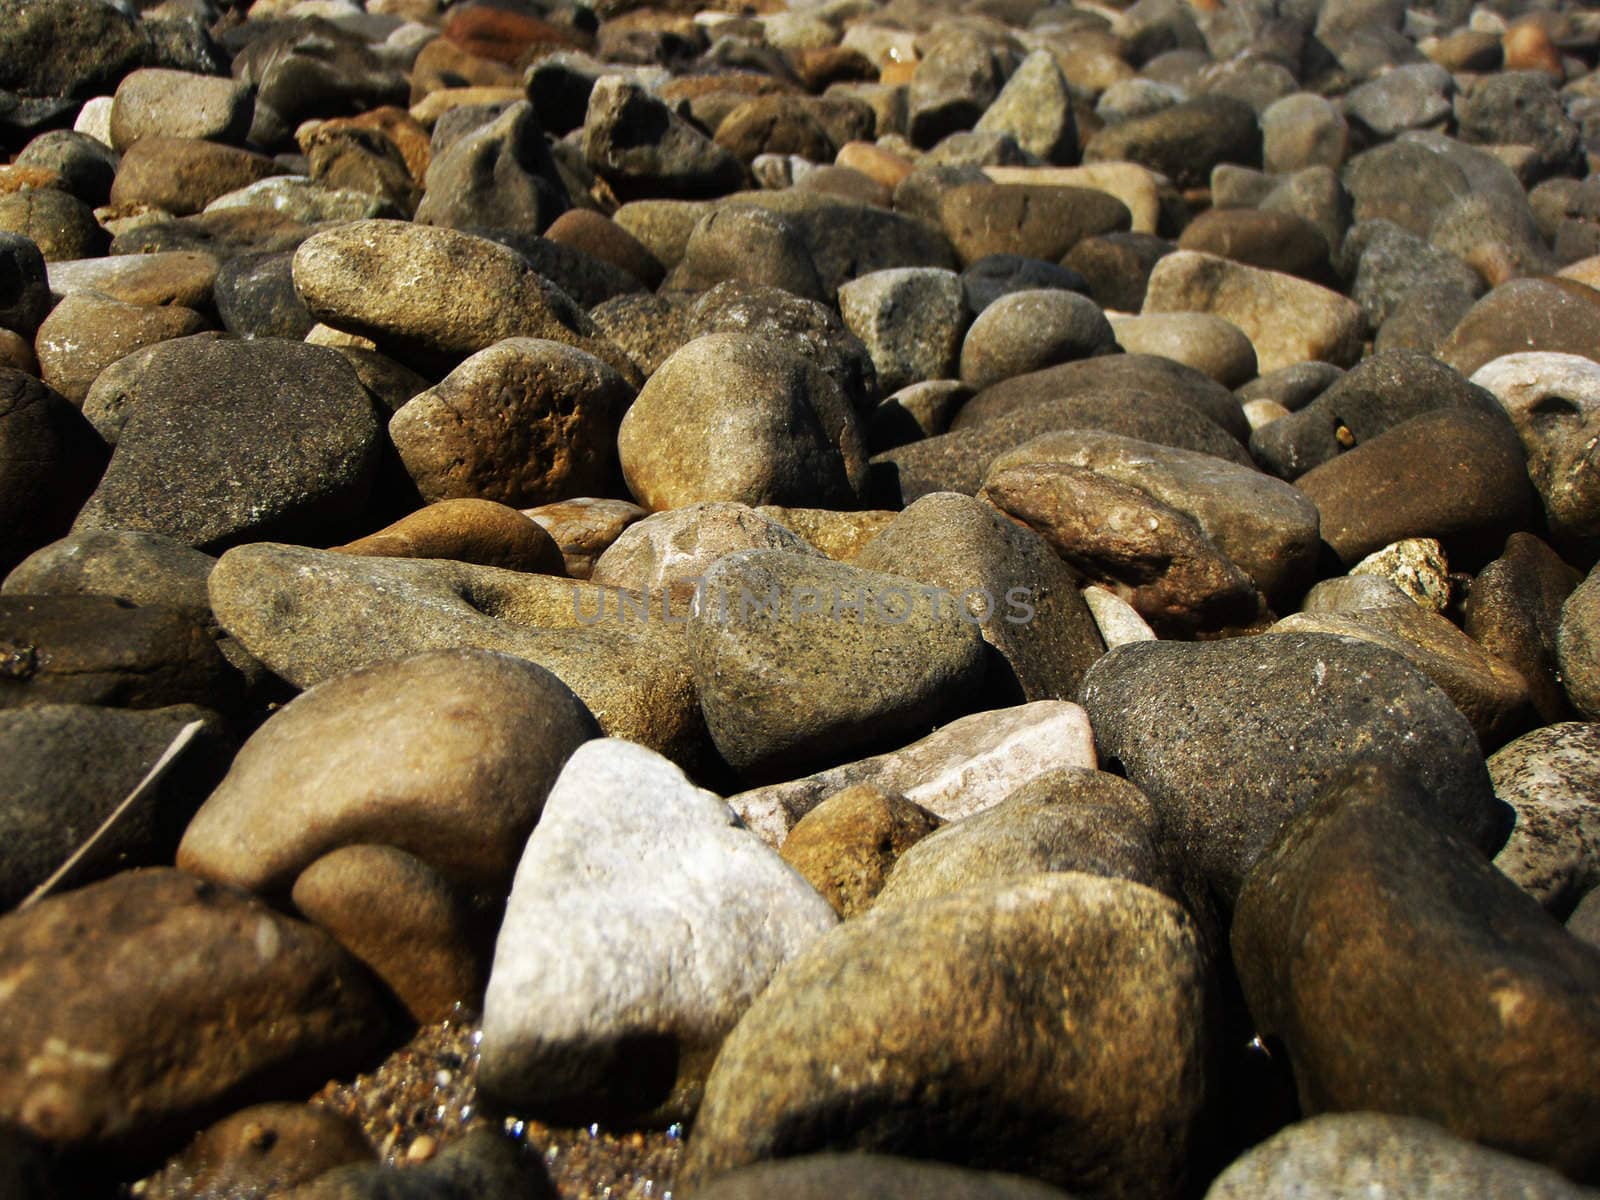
(479, 739), (837, 1119)
(72, 97), (115, 148)
(730, 700), (1097, 846)
(1082, 585), (1157, 647)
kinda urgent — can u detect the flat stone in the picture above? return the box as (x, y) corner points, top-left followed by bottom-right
(72, 338), (384, 551)
(854, 491), (1105, 705)
(206, 542), (704, 761)
(289, 220), (632, 378)
(1489, 722), (1600, 918)
(46, 252), (219, 310)
(981, 461), (1264, 636)
(1143, 250), (1366, 374)
(334, 499), (564, 574)
(989, 428), (1320, 606)
(206, 176), (397, 223)
(681, 873), (1213, 1198)
(35, 291), (210, 405)
(478, 739), (836, 1122)
(984, 163), (1168, 236)
(1207, 1112), (1595, 1200)
(1294, 408), (1535, 568)
(178, 648), (597, 895)
(291, 843), (485, 1023)
(617, 333), (866, 512)
(687, 550), (987, 780)
(110, 137), (290, 217)
(1232, 762), (1600, 1181)
(936, 183), (1131, 268)
(729, 700), (1096, 847)
(109, 70), (253, 151)
(0, 868), (390, 1149)
(1109, 313), (1257, 388)
(1078, 633), (1504, 900)
(389, 338), (634, 508)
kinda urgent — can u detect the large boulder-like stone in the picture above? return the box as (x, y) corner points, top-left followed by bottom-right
(178, 649), (597, 895)
(71, 338), (383, 552)
(1232, 763), (1600, 1182)
(1079, 633), (1504, 900)
(617, 333), (866, 511)
(688, 550), (987, 779)
(682, 873), (1215, 1199)
(206, 543), (704, 762)
(0, 868), (390, 1150)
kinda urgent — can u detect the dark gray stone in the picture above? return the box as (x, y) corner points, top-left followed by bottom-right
(73, 338), (383, 551)
(1078, 632), (1504, 901)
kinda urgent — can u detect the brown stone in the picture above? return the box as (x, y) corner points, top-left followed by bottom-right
(937, 183), (1131, 267)
(0, 594), (235, 712)
(177, 648), (600, 895)
(1294, 409), (1536, 567)
(544, 208), (665, 289)
(334, 498), (565, 574)
(441, 3), (578, 65)
(156, 1104), (373, 1198)
(298, 107), (432, 186)
(981, 461), (1265, 636)
(1176, 207), (1330, 280)
(0, 868), (390, 1150)
(35, 291), (210, 405)
(388, 338), (635, 508)
(292, 844), (487, 1023)
(109, 137), (290, 217)
(1233, 763), (1600, 1182)
(407, 38), (521, 105)
(778, 785), (942, 918)
(522, 496), (647, 579)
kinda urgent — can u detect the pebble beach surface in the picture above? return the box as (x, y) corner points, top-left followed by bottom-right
(3, 0), (1600, 1196)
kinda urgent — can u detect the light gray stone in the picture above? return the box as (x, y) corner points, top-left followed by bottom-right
(478, 739), (836, 1122)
